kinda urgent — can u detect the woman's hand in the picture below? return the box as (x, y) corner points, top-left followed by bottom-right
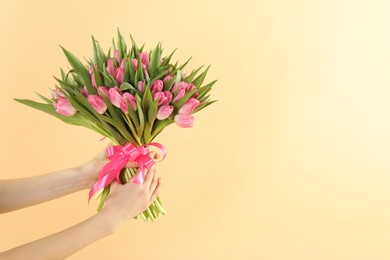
(77, 147), (161, 190)
(99, 166), (162, 231)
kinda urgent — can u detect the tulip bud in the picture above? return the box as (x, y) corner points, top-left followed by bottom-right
(87, 95), (107, 114)
(53, 98), (77, 116)
(174, 114), (194, 128)
(179, 98), (200, 114)
(108, 87), (122, 108)
(157, 105), (174, 120)
(151, 80), (164, 92)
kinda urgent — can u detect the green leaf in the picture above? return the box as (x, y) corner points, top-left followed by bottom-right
(184, 65), (204, 83)
(192, 65), (210, 87)
(151, 117), (174, 140)
(163, 77), (175, 91)
(92, 61), (103, 87)
(102, 65), (118, 87)
(117, 28), (127, 60)
(149, 42), (162, 78)
(120, 82), (139, 95)
(178, 56), (192, 71)
(129, 34), (140, 57)
(161, 48), (177, 67)
(193, 100), (217, 113)
(175, 70), (182, 85)
(135, 95), (145, 139)
(147, 100), (158, 129)
(142, 85), (153, 116)
(197, 80), (217, 99)
(59, 46), (90, 82)
(35, 92), (53, 104)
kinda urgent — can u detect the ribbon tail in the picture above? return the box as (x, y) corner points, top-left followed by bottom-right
(133, 166), (145, 184)
(88, 171), (118, 202)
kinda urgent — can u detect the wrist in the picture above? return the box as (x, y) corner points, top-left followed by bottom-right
(74, 162), (99, 190)
(97, 208), (125, 234)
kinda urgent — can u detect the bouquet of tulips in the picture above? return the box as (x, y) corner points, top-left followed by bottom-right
(15, 30), (216, 221)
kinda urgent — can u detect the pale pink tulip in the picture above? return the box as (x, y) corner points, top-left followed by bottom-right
(163, 91), (173, 105)
(163, 75), (173, 83)
(115, 68), (124, 85)
(88, 65), (98, 88)
(152, 91), (165, 106)
(178, 81), (189, 91)
(138, 81), (145, 92)
(122, 92), (137, 110)
(140, 52), (150, 68)
(157, 105), (174, 120)
(87, 95), (107, 114)
(107, 58), (116, 77)
(174, 89), (186, 102)
(174, 114), (194, 128)
(179, 98), (200, 114)
(52, 89), (65, 99)
(114, 49), (120, 63)
(98, 86), (109, 98)
(53, 98), (77, 116)
(108, 87), (122, 108)
(151, 80), (163, 92)
(132, 59), (138, 71)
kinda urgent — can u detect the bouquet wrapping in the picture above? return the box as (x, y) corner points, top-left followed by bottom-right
(15, 30), (216, 221)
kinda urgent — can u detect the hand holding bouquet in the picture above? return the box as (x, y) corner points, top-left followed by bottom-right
(15, 30), (216, 221)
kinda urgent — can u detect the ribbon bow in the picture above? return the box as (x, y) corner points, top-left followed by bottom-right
(88, 142), (166, 201)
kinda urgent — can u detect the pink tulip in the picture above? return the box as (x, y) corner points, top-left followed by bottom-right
(107, 58), (116, 77)
(174, 114), (194, 128)
(98, 86), (109, 98)
(151, 80), (163, 92)
(88, 65), (98, 88)
(132, 58), (138, 71)
(80, 86), (89, 97)
(53, 98), (77, 116)
(179, 98), (200, 114)
(174, 89), (186, 102)
(163, 75), (173, 83)
(140, 52), (150, 68)
(114, 49), (120, 63)
(152, 91), (165, 106)
(178, 81), (189, 91)
(87, 95), (107, 114)
(163, 91), (173, 105)
(138, 81), (145, 92)
(52, 89), (65, 99)
(108, 87), (122, 108)
(157, 105), (174, 120)
(121, 92), (137, 111)
(115, 68), (124, 85)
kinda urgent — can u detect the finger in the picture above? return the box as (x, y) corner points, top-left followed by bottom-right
(144, 165), (156, 186)
(149, 178), (161, 204)
(149, 171), (158, 192)
(148, 151), (157, 159)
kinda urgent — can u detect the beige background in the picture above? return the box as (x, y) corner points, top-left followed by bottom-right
(1, 0), (390, 259)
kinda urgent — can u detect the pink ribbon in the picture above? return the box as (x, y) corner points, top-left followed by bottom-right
(88, 142), (166, 201)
